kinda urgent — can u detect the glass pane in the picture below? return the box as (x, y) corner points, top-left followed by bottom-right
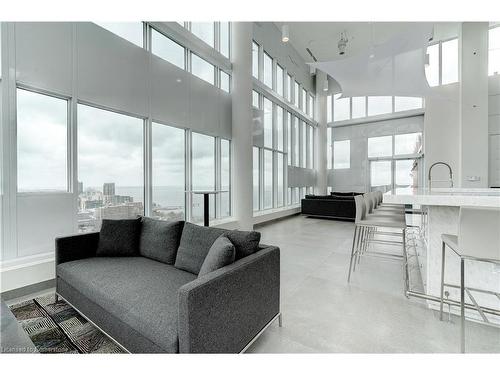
(151, 29), (185, 70)
(351, 96), (366, 119)
(263, 52), (273, 88)
(327, 128), (332, 169)
(191, 133), (215, 223)
(489, 27), (500, 75)
(293, 187), (299, 204)
(252, 90), (260, 108)
(220, 70), (230, 93)
(368, 135), (392, 158)
(152, 123), (185, 221)
(287, 187), (292, 205)
(17, 89), (67, 192)
(252, 41), (259, 79)
(95, 22), (143, 48)
(264, 150), (273, 209)
(394, 96), (423, 112)
(78, 104), (143, 232)
(191, 53), (214, 85)
(425, 43), (439, 87)
(287, 113), (292, 166)
(394, 132), (422, 155)
(293, 117), (299, 167)
(301, 121), (306, 168)
(333, 140), (350, 169)
(276, 106), (284, 151)
(287, 74), (292, 101)
(220, 139), (230, 218)
(442, 38), (458, 85)
(277, 153), (284, 207)
(302, 88), (307, 112)
(253, 147), (260, 211)
(308, 125), (313, 168)
(191, 22), (214, 47)
(395, 159), (416, 187)
(333, 94), (350, 121)
(220, 22), (230, 58)
(327, 95), (333, 123)
(294, 81), (299, 106)
(263, 98), (273, 148)
(276, 64), (284, 96)
(370, 160), (392, 187)
(368, 96), (392, 116)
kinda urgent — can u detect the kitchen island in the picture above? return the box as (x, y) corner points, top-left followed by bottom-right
(384, 188), (500, 321)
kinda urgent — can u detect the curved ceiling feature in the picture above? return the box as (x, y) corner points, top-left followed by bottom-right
(310, 23), (432, 97)
(310, 23), (434, 98)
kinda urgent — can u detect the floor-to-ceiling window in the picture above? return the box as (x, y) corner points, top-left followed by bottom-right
(77, 104), (144, 232)
(151, 122), (185, 221)
(220, 139), (231, 218)
(17, 89), (68, 193)
(191, 132), (215, 223)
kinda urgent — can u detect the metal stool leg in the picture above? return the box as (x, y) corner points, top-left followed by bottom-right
(439, 242), (446, 320)
(460, 258), (465, 353)
(347, 226), (359, 283)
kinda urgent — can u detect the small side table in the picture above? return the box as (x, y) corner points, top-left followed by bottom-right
(186, 190), (228, 227)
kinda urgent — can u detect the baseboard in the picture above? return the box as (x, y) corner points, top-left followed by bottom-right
(1, 279), (55, 301)
(1, 254), (55, 293)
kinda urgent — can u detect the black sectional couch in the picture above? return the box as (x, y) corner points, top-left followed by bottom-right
(301, 191), (363, 221)
(55, 218), (280, 353)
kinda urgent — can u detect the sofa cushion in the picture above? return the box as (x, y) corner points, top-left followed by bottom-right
(139, 218), (184, 264)
(198, 235), (235, 277)
(57, 257), (196, 353)
(96, 218), (142, 257)
(174, 223), (227, 274)
(174, 223), (262, 274)
(225, 230), (261, 260)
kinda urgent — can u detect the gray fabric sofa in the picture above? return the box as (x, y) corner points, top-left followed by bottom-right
(55, 222), (280, 353)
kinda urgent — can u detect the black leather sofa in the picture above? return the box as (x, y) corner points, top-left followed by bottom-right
(301, 192), (363, 221)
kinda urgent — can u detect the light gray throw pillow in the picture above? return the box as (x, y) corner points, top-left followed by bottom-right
(198, 235), (235, 277)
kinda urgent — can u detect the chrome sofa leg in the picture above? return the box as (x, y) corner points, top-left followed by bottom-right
(278, 313), (283, 327)
(460, 258), (466, 353)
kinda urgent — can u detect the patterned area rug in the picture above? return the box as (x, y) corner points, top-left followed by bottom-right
(9, 294), (126, 353)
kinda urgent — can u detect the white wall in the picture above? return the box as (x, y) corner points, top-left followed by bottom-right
(488, 75), (500, 187)
(329, 115), (424, 193)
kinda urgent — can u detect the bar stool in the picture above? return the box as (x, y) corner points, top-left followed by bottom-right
(375, 191), (405, 210)
(348, 195), (409, 293)
(439, 206), (500, 353)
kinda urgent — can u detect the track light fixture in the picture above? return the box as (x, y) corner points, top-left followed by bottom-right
(323, 79), (329, 92)
(338, 31), (348, 55)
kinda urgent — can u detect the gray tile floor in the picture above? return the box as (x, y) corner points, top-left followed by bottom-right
(247, 215), (500, 353)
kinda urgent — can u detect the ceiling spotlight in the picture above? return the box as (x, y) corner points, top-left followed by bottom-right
(323, 79), (329, 92)
(369, 46), (375, 59)
(310, 65), (316, 75)
(282, 25), (289, 43)
(338, 31), (348, 55)
(424, 53), (430, 67)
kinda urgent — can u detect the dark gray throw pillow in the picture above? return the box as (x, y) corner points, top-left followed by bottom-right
(198, 235), (235, 277)
(174, 222), (227, 274)
(225, 230), (261, 260)
(96, 218), (142, 257)
(139, 218), (184, 264)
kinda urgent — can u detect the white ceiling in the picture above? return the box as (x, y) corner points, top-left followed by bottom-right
(274, 22), (460, 63)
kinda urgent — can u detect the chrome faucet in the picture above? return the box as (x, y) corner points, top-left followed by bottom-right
(428, 162), (453, 190)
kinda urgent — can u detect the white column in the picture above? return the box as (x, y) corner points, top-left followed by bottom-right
(459, 22), (489, 188)
(231, 22), (254, 230)
(315, 71), (328, 195)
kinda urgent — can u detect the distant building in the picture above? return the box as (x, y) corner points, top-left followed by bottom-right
(95, 202), (144, 223)
(103, 182), (115, 196)
(84, 199), (103, 209)
(78, 181), (84, 194)
(103, 195), (133, 205)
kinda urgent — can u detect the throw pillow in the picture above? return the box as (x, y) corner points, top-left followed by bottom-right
(198, 235), (235, 277)
(96, 218), (142, 257)
(139, 218), (184, 264)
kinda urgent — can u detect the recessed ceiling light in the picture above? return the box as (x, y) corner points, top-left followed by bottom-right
(323, 79), (329, 92)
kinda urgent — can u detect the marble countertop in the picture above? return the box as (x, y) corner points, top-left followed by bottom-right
(383, 187), (500, 207)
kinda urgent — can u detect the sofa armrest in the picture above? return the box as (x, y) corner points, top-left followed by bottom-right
(178, 245), (280, 353)
(55, 232), (100, 266)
